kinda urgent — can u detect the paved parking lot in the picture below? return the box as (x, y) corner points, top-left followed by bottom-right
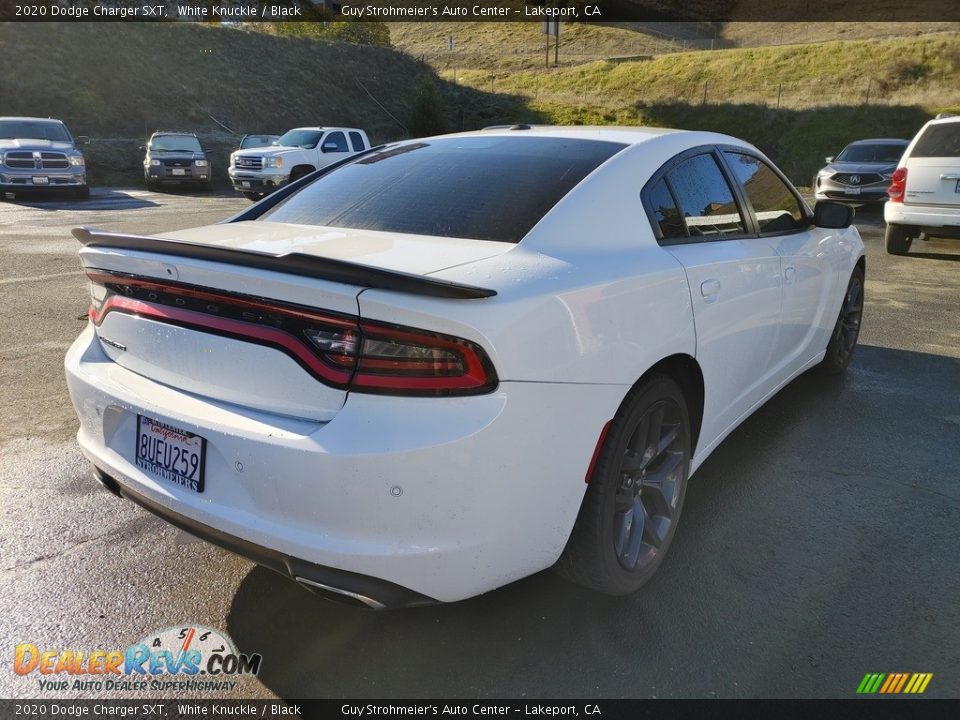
(1, 189), (958, 699)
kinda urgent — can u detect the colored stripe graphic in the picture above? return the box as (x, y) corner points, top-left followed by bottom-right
(857, 673), (932, 694)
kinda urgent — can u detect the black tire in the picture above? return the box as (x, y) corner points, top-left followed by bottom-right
(74, 185), (90, 200)
(556, 374), (691, 595)
(818, 265), (864, 376)
(885, 224), (914, 255)
(243, 191), (264, 202)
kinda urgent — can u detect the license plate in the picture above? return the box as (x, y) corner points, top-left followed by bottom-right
(845, 187), (861, 195)
(241, 181), (251, 188)
(135, 416), (206, 493)
(32, 176), (49, 185)
(172, 168), (186, 176)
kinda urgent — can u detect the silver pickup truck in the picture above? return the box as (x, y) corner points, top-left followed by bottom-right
(0, 116), (89, 199)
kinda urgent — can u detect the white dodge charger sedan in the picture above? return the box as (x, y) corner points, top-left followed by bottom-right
(65, 127), (865, 608)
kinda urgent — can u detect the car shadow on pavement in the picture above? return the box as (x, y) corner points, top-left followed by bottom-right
(226, 344), (960, 699)
(908, 251), (960, 262)
(3, 188), (159, 210)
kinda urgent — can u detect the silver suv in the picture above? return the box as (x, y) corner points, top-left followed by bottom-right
(0, 117), (89, 199)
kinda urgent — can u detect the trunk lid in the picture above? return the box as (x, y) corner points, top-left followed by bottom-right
(78, 222), (509, 421)
(904, 157), (960, 207)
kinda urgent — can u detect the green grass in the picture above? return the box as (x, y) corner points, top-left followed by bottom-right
(456, 33), (960, 110)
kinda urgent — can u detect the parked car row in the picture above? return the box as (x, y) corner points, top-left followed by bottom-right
(4, 112), (958, 260)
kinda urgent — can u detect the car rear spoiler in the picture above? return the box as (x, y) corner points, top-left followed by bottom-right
(72, 228), (497, 300)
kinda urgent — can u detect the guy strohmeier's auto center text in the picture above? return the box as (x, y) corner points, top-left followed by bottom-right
(13, 3), (602, 20)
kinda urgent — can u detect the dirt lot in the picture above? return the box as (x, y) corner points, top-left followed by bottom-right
(0, 189), (958, 699)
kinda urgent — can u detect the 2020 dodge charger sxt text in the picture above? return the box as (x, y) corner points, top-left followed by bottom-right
(65, 127), (865, 608)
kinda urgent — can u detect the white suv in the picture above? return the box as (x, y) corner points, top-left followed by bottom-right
(229, 126), (370, 201)
(884, 114), (960, 255)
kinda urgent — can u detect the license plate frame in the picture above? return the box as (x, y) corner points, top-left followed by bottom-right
(171, 168), (186, 176)
(32, 176), (49, 185)
(844, 186), (861, 195)
(135, 415), (206, 493)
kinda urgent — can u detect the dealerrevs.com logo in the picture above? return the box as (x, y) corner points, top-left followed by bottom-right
(13, 625), (262, 693)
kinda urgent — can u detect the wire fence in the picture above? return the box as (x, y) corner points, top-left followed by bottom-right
(473, 76), (957, 112)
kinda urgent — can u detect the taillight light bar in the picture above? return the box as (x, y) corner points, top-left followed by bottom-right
(887, 167), (907, 202)
(85, 270), (498, 396)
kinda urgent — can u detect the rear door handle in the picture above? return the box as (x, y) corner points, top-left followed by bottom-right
(700, 278), (721, 300)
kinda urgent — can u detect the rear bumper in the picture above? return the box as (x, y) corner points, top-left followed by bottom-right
(884, 202), (960, 237)
(93, 466), (434, 609)
(65, 325), (626, 603)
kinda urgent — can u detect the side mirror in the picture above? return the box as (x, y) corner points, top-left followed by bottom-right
(76, 135), (90, 146)
(813, 201), (855, 229)
(138, 145), (146, 152)
(825, 156), (834, 164)
(321, 142), (340, 153)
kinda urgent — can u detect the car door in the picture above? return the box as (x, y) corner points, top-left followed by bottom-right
(720, 149), (837, 376)
(645, 149), (783, 450)
(318, 130), (352, 169)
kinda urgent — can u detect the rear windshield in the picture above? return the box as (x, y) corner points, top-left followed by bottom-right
(912, 124), (960, 158)
(0, 120), (70, 142)
(836, 142), (907, 163)
(260, 136), (626, 243)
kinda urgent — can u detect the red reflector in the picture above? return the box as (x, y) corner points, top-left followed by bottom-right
(585, 420), (613, 484)
(887, 167), (907, 202)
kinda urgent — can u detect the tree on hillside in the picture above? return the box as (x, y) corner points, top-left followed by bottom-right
(409, 80), (445, 138)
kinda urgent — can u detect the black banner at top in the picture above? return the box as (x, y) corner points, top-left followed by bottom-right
(0, 0), (958, 23)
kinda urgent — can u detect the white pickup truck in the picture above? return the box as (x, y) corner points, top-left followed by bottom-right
(228, 126), (370, 200)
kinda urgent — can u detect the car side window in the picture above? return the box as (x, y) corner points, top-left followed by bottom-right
(665, 153), (746, 239)
(323, 131), (349, 152)
(648, 179), (687, 240)
(723, 152), (805, 233)
(349, 132), (366, 152)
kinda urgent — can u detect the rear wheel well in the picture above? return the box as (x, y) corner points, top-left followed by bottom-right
(635, 355), (704, 456)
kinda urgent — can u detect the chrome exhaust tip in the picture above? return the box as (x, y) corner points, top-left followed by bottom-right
(295, 576), (386, 610)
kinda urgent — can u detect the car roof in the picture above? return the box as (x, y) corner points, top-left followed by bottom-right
(0, 116), (65, 123)
(151, 131), (198, 136)
(846, 138), (910, 144)
(464, 125), (684, 146)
